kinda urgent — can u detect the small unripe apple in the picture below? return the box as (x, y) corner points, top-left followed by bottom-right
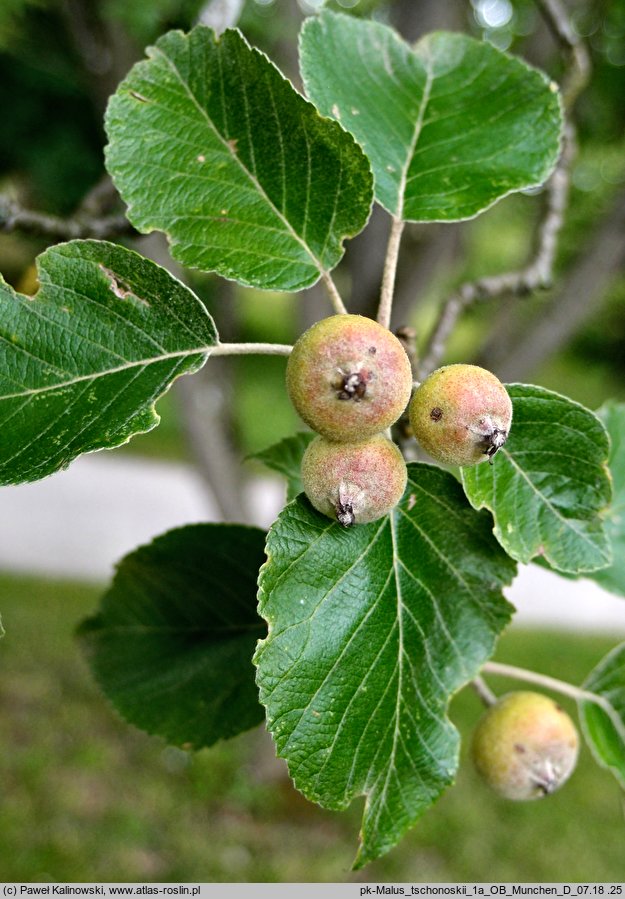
(287, 314), (413, 442)
(409, 364), (512, 466)
(471, 691), (579, 801)
(301, 434), (407, 526)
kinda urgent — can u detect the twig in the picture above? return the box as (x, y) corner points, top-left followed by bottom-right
(75, 175), (120, 219)
(484, 184), (625, 380)
(0, 197), (134, 240)
(483, 661), (625, 744)
(378, 216), (405, 329)
(321, 271), (348, 315)
(534, 0), (591, 108)
(176, 373), (248, 522)
(417, 124), (576, 379)
(471, 676), (497, 707)
(211, 342), (292, 356)
(416, 0), (591, 380)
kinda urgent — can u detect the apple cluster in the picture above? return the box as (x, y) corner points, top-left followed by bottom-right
(286, 314), (412, 526)
(287, 314), (512, 526)
(287, 318), (577, 801)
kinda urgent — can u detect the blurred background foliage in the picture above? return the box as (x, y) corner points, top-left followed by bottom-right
(1, 0), (625, 883)
(1, 572), (624, 882)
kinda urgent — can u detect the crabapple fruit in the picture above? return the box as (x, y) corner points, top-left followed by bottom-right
(409, 363), (512, 466)
(471, 691), (579, 801)
(286, 314), (413, 442)
(301, 433), (407, 526)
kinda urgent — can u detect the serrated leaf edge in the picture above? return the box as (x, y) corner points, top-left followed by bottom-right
(462, 383), (613, 574)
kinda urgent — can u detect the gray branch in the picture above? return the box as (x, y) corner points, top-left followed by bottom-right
(0, 197), (134, 240)
(534, 0), (591, 106)
(488, 186), (625, 382)
(416, 0), (591, 380)
(417, 126), (576, 379)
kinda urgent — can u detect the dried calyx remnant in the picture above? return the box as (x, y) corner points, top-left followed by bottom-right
(410, 364), (513, 466)
(334, 367), (370, 402)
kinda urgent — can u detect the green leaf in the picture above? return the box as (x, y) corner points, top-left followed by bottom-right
(0, 240), (216, 486)
(79, 524), (267, 748)
(580, 643), (625, 789)
(462, 385), (612, 574)
(300, 11), (562, 221)
(250, 431), (315, 501)
(254, 463), (515, 867)
(105, 26), (373, 292)
(586, 401), (625, 597)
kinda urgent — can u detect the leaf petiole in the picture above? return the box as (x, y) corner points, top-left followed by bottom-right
(211, 342), (292, 356)
(378, 216), (405, 330)
(482, 660), (625, 742)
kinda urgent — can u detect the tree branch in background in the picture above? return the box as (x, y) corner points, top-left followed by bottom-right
(0, 196), (135, 241)
(176, 370), (249, 523)
(484, 185), (625, 381)
(534, 0), (591, 107)
(417, 126), (576, 379)
(416, 0), (590, 380)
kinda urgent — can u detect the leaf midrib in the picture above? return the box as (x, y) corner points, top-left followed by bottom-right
(502, 449), (611, 565)
(394, 47), (434, 219)
(0, 345), (210, 402)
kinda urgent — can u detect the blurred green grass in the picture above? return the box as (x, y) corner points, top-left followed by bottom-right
(0, 571), (623, 883)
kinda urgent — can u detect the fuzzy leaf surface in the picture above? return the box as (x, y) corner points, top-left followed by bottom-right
(251, 431), (315, 501)
(255, 463), (516, 867)
(580, 643), (625, 789)
(0, 240), (216, 485)
(79, 524), (266, 748)
(461, 385), (612, 574)
(300, 11), (562, 221)
(586, 402), (625, 597)
(105, 26), (373, 291)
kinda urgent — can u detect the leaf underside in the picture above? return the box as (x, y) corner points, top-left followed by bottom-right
(587, 402), (625, 597)
(105, 26), (373, 291)
(255, 463), (516, 867)
(300, 11), (563, 221)
(462, 384), (612, 574)
(580, 642), (625, 789)
(0, 240), (216, 486)
(79, 524), (267, 749)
